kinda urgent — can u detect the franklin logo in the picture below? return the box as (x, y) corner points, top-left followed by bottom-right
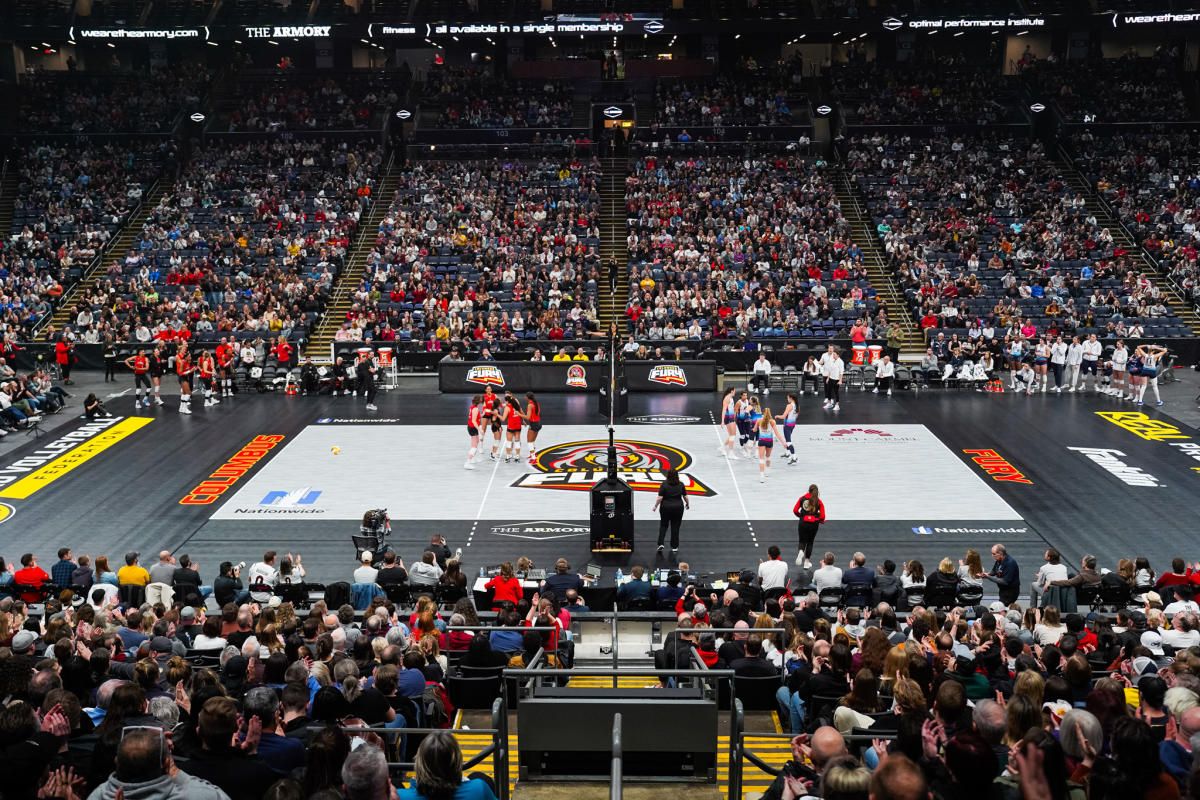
(1069, 447), (1162, 487)
(1029, 103), (1046, 114)
(603, 106), (624, 119)
(643, 20), (665, 33)
(395, 109), (412, 120)
(466, 365), (505, 387)
(882, 17), (904, 30)
(648, 365), (687, 386)
(566, 364), (588, 389)
(512, 439), (716, 496)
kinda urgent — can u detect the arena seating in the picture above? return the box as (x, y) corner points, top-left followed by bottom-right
(422, 67), (574, 129)
(217, 71), (400, 133)
(846, 133), (1193, 339)
(832, 59), (1019, 125)
(1020, 54), (1192, 122)
(1071, 130), (1200, 309)
(624, 147), (879, 340)
(343, 157), (602, 347)
(68, 139), (380, 344)
(652, 76), (797, 127)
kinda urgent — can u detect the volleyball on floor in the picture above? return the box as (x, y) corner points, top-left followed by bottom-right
(331, 446), (341, 455)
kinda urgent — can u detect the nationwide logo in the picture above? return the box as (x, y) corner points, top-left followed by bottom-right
(490, 520), (591, 540)
(1068, 447), (1162, 487)
(1096, 411), (1190, 442)
(963, 448), (1033, 484)
(0, 416), (153, 499)
(566, 364), (588, 388)
(625, 415), (701, 425)
(511, 439), (717, 496)
(180, 434), (286, 505)
(643, 20), (665, 33)
(913, 525), (1028, 535)
(648, 365), (687, 386)
(466, 365), (505, 387)
(603, 106), (624, 119)
(233, 487), (325, 515)
(882, 17), (904, 30)
(316, 418), (402, 424)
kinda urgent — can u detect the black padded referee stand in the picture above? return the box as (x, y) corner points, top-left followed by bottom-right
(590, 427), (634, 553)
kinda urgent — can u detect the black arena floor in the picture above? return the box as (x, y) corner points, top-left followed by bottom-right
(2, 381), (1198, 590)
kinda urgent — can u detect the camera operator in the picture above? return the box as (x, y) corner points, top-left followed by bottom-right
(214, 561), (249, 606)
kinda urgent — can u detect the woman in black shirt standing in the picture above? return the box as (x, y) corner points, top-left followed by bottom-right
(654, 468), (690, 555)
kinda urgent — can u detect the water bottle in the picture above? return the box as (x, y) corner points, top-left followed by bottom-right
(615, 567), (624, 585)
(479, 566), (485, 578)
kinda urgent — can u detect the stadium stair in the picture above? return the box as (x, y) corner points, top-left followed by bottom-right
(834, 169), (924, 356)
(599, 156), (629, 330)
(1058, 154), (1200, 335)
(452, 680), (791, 799)
(0, 158), (18, 241)
(304, 153), (401, 360)
(39, 179), (168, 340)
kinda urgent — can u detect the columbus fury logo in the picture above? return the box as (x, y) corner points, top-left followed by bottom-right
(511, 439), (716, 496)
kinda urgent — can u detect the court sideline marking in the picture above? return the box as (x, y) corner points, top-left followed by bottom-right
(467, 451), (504, 548)
(708, 411), (758, 548)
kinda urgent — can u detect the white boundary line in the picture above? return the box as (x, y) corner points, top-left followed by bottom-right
(467, 453), (504, 547)
(707, 411), (758, 547)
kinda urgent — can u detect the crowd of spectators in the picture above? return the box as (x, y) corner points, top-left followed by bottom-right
(4, 141), (172, 337)
(1072, 130), (1200, 308)
(335, 157), (603, 349)
(653, 76), (796, 127)
(223, 73), (400, 132)
(422, 68), (573, 129)
(52, 138), (379, 345)
(833, 58), (1013, 126)
(846, 133), (1189, 354)
(1020, 51), (1191, 123)
(623, 150), (888, 341)
(13, 65), (212, 134)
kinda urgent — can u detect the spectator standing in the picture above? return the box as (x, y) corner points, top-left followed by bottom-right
(792, 484), (826, 569)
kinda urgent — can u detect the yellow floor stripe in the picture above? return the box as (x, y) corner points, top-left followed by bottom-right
(0, 416), (153, 499)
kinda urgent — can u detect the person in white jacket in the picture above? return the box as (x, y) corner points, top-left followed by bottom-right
(751, 352), (773, 395)
(873, 356), (895, 396)
(1049, 336), (1068, 392)
(1079, 334), (1103, 392)
(1064, 336), (1084, 392)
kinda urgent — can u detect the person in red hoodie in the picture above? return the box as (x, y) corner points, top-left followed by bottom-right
(14, 553), (51, 603)
(484, 562), (524, 611)
(793, 484), (826, 571)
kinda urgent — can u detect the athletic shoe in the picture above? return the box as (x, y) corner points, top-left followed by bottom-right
(365, 403), (378, 411)
(759, 476), (765, 483)
(1052, 387), (1061, 393)
(179, 405), (191, 414)
(1156, 400), (1165, 406)
(1137, 401), (1144, 406)
(803, 559), (812, 570)
(1067, 387), (1075, 393)
(763, 388), (770, 395)
(872, 388), (878, 394)
(832, 404), (840, 412)
(464, 462), (476, 470)
(455, 547), (463, 560)
(671, 548), (679, 555)
(657, 545), (665, 553)
(211, 397), (221, 405)
(886, 390), (892, 397)
(490, 453), (497, 460)
(155, 398), (163, 406)
(822, 401), (832, 409)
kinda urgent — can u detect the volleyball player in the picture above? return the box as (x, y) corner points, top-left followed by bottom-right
(1134, 343), (1168, 407)
(524, 392), (542, 464)
(780, 392), (798, 464)
(502, 392), (524, 463)
(755, 408), (785, 483)
(148, 344), (166, 407)
(175, 345), (194, 415)
(1109, 339), (1129, 399)
(717, 387), (740, 459)
(124, 349), (152, 409)
(197, 350), (219, 407)
(746, 396), (763, 457)
(735, 390), (752, 451)
(465, 395), (482, 470)
(480, 386), (501, 460)
(215, 337), (236, 398)
(1032, 337), (1050, 393)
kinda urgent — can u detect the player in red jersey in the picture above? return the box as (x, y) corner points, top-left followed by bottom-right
(197, 350), (219, 408)
(123, 349), (152, 409)
(175, 345), (195, 415)
(465, 395), (482, 471)
(215, 337), (236, 398)
(502, 392), (524, 463)
(479, 385), (502, 461)
(524, 392), (542, 464)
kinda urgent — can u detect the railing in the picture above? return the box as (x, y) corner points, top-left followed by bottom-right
(611, 713), (623, 800)
(339, 695), (510, 800)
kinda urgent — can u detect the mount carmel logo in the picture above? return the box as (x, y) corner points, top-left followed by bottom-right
(511, 438), (716, 496)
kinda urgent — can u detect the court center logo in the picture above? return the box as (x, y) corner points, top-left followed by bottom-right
(511, 439), (717, 496)
(0, 502), (14, 525)
(466, 365), (505, 387)
(232, 486), (325, 515)
(566, 364), (588, 389)
(648, 364), (687, 386)
(813, 427), (918, 442)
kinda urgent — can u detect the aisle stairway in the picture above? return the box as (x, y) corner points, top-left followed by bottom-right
(834, 169), (923, 355)
(304, 154), (401, 360)
(598, 156), (628, 331)
(39, 180), (167, 339)
(0, 159), (18, 238)
(1058, 158), (1200, 335)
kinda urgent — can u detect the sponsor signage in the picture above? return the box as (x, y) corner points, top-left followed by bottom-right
(490, 520), (591, 540)
(440, 361), (712, 393)
(1119, 11), (1200, 24)
(231, 486), (325, 515)
(809, 427), (919, 442)
(244, 25), (332, 38)
(1170, 442), (1200, 472)
(1096, 411), (1190, 442)
(603, 106), (624, 119)
(566, 365), (588, 388)
(0, 417), (152, 499)
(511, 438), (717, 496)
(189, 112), (207, 123)
(179, 434), (286, 505)
(625, 415), (701, 425)
(1068, 447), (1162, 487)
(963, 448), (1032, 484)
(816, 105), (833, 116)
(647, 364), (687, 387)
(884, 16), (1046, 29)
(913, 525), (1029, 535)
(0, 503), (14, 525)
(71, 26), (206, 40)
(316, 417), (402, 424)
(466, 365), (505, 387)
(395, 109), (412, 120)
(1029, 103), (1046, 114)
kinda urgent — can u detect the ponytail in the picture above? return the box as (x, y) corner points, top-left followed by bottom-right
(342, 674), (362, 704)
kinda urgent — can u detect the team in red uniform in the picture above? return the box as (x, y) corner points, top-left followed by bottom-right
(215, 338), (236, 398)
(465, 396), (483, 470)
(524, 392), (542, 464)
(502, 391), (524, 462)
(478, 386), (503, 460)
(124, 350), (152, 408)
(175, 345), (194, 415)
(197, 350), (219, 408)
